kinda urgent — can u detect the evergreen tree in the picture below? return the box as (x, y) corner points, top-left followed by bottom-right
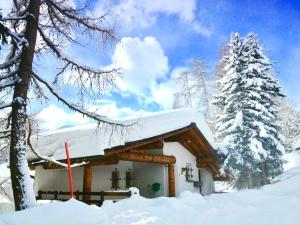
(213, 32), (285, 188)
(243, 33), (285, 180)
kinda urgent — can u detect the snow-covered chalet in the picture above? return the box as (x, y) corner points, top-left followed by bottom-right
(28, 109), (227, 205)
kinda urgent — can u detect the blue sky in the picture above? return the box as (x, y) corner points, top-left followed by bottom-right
(31, 0), (300, 129)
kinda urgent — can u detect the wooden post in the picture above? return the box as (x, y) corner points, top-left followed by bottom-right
(168, 164), (175, 197)
(100, 191), (104, 206)
(82, 165), (93, 201)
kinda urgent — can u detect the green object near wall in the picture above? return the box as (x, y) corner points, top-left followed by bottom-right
(151, 182), (161, 192)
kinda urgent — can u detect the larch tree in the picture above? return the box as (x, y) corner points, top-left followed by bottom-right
(173, 59), (211, 118)
(213, 32), (285, 188)
(0, 0), (123, 210)
(278, 99), (300, 152)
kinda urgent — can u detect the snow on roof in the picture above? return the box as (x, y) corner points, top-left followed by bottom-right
(27, 108), (215, 161)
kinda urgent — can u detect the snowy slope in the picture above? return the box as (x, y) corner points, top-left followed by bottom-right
(1, 153), (300, 225)
(27, 108), (214, 160)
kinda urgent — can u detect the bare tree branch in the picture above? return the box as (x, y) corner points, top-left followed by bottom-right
(32, 71), (126, 126)
(0, 103), (12, 110)
(27, 119), (87, 168)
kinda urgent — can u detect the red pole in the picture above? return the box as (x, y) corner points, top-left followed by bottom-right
(65, 142), (74, 198)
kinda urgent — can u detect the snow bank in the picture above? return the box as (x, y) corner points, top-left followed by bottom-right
(2, 159), (300, 225)
(28, 108), (215, 160)
(282, 152), (300, 171)
(0, 164), (14, 214)
(0, 164), (13, 205)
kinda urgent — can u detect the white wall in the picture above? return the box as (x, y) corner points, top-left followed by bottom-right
(199, 168), (215, 195)
(163, 142), (215, 196)
(34, 166), (84, 194)
(163, 142), (200, 196)
(92, 161), (132, 191)
(132, 162), (166, 198)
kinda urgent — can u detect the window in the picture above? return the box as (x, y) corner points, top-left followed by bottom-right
(181, 163), (194, 182)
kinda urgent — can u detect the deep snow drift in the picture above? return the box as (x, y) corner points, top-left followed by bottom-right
(1, 153), (300, 225)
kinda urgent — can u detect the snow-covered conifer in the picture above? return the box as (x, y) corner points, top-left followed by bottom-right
(243, 32), (285, 180)
(213, 32), (285, 188)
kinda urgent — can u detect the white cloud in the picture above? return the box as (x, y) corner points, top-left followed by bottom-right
(35, 105), (90, 130)
(111, 36), (192, 109)
(96, 0), (195, 26)
(150, 67), (187, 109)
(112, 36), (169, 96)
(192, 21), (213, 37)
(94, 0), (211, 36)
(35, 102), (153, 130)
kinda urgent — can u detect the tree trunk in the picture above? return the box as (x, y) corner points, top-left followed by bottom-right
(10, 0), (40, 211)
(247, 170), (253, 189)
(260, 161), (268, 185)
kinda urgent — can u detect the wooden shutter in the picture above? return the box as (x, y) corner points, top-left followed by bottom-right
(111, 168), (120, 189)
(125, 169), (132, 188)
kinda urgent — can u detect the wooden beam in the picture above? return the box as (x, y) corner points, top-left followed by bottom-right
(207, 164), (220, 175)
(82, 165), (93, 201)
(89, 155), (119, 166)
(179, 140), (198, 158)
(42, 155), (119, 170)
(139, 139), (164, 149)
(213, 176), (230, 181)
(190, 124), (220, 161)
(196, 158), (215, 167)
(104, 126), (192, 156)
(168, 164), (175, 197)
(128, 149), (148, 154)
(118, 152), (176, 164)
(42, 163), (65, 170)
(164, 132), (189, 142)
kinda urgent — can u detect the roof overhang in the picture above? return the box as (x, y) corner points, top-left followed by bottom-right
(29, 123), (227, 179)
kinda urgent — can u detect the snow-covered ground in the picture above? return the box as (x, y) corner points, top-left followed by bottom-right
(0, 165), (13, 213)
(1, 152), (300, 225)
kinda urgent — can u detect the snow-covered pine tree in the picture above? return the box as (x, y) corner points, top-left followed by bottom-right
(243, 32), (285, 181)
(213, 32), (285, 188)
(213, 32), (260, 188)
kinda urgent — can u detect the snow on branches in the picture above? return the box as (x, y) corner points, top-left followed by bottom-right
(213, 32), (285, 188)
(0, 0), (122, 211)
